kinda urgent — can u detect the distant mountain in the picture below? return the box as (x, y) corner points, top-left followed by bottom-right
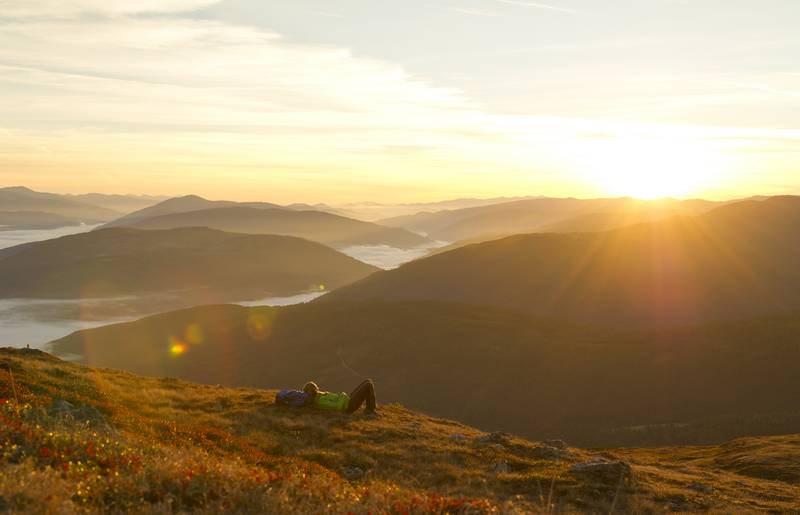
(0, 227), (377, 300)
(334, 197), (539, 221)
(51, 300), (800, 447)
(378, 197), (727, 241)
(0, 187), (120, 223)
(0, 211), (81, 230)
(67, 193), (169, 214)
(106, 205), (431, 249)
(100, 195), (283, 228)
(326, 197), (800, 328)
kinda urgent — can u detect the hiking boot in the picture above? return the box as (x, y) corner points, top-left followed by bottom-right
(364, 410), (381, 419)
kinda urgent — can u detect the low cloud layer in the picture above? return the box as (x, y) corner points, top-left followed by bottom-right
(0, 0), (222, 17)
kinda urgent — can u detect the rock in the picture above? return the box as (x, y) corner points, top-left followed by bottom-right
(531, 444), (571, 460)
(490, 460), (511, 473)
(449, 433), (466, 442)
(477, 431), (512, 445)
(688, 482), (713, 494)
(73, 405), (107, 425)
(49, 398), (75, 415)
(570, 458), (632, 483)
(48, 398), (112, 432)
(343, 466), (365, 480)
(543, 439), (568, 450)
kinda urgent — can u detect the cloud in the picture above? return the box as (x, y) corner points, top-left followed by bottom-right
(0, 1), (794, 202)
(312, 11), (346, 19)
(0, 12), (516, 199)
(0, 0), (222, 17)
(488, 0), (580, 14)
(444, 6), (498, 17)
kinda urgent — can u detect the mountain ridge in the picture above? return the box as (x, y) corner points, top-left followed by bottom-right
(103, 204), (431, 249)
(0, 226), (377, 300)
(325, 196), (800, 328)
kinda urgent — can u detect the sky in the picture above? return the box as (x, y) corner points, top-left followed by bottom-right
(0, 0), (798, 203)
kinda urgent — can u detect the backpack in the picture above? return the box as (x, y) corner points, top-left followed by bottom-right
(275, 389), (310, 407)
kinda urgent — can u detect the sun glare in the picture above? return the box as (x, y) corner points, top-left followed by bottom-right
(578, 136), (725, 199)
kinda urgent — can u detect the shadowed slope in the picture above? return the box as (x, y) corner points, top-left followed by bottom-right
(0, 227), (377, 299)
(326, 197), (800, 328)
(51, 301), (800, 447)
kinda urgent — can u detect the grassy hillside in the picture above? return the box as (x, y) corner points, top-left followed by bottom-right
(0, 227), (377, 299)
(51, 301), (800, 447)
(113, 206), (431, 250)
(327, 197), (800, 328)
(2, 348), (798, 513)
(378, 197), (725, 242)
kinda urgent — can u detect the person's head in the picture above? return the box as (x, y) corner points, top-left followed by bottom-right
(302, 381), (320, 397)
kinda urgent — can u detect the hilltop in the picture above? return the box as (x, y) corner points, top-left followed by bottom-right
(51, 301), (800, 447)
(327, 196), (800, 328)
(99, 195), (283, 229)
(2, 348), (799, 513)
(0, 227), (376, 300)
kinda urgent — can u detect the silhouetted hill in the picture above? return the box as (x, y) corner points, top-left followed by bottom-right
(0, 186), (119, 223)
(100, 194), (283, 228)
(110, 206), (431, 249)
(51, 301), (800, 447)
(379, 196), (726, 241)
(0, 227), (376, 299)
(6, 348), (799, 512)
(336, 196), (538, 221)
(67, 192), (168, 214)
(327, 197), (800, 328)
(0, 211), (81, 230)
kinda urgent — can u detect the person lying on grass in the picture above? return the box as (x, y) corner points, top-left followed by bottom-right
(275, 379), (379, 416)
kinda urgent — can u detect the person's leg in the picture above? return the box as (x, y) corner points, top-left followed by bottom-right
(346, 379), (376, 413)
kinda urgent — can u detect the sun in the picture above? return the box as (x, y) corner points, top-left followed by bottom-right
(578, 136), (724, 199)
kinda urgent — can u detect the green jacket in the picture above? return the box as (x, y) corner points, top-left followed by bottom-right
(313, 391), (350, 412)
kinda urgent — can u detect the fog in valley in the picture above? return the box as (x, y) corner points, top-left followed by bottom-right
(0, 222), (439, 349)
(0, 224), (102, 250)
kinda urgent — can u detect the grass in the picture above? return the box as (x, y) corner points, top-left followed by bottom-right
(1, 348), (799, 513)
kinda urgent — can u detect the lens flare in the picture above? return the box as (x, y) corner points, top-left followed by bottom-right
(246, 311), (273, 341)
(184, 323), (204, 345)
(169, 336), (188, 357)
